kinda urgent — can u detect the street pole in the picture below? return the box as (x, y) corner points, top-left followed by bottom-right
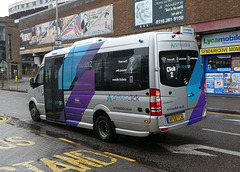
(1, 68), (3, 88)
(56, 0), (59, 39)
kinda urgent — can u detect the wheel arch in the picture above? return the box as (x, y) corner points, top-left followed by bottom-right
(92, 104), (115, 129)
(28, 97), (38, 111)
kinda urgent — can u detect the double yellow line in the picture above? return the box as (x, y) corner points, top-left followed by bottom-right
(0, 114), (12, 124)
(207, 111), (240, 117)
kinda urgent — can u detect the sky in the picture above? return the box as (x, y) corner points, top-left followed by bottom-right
(0, 0), (21, 17)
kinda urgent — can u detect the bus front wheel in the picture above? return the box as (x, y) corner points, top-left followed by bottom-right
(30, 103), (40, 121)
(95, 115), (115, 142)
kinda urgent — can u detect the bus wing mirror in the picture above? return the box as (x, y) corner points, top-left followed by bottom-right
(30, 78), (35, 87)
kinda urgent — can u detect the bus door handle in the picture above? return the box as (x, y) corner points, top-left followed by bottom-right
(188, 93), (195, 97)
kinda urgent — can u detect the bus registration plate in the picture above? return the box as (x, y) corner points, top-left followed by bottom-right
(167, 114), (184, 123)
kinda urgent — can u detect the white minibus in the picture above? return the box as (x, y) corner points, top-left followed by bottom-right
(27, 32), (207, 142)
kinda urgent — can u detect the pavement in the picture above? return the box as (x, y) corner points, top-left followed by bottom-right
(206, 95), (240, 114)
(0, 77), (31, 93)
(0, 77), (239, 115)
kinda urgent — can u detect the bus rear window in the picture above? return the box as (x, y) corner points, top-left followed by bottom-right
(159, 51), (198, 87)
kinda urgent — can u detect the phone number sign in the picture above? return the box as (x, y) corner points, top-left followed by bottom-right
(133, 0), (185, 29)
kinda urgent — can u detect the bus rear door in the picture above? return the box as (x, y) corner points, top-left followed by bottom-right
(157, 33), (204, 128)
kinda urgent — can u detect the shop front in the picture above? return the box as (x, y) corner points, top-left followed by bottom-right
(201, 30), (240, 95)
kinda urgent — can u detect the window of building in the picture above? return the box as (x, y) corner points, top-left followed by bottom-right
(0, 26), (5, 41)
(8, 34), (12, 60)
(32, 1), (37, 6)
(40, 0), (43, 4)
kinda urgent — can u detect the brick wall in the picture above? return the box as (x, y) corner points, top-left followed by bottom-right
(18, 0), (240, 50)
(185, 0), (240, 24)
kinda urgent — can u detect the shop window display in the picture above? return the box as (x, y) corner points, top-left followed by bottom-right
(205, 54), (240, 95)
(207, 55), (231, 71)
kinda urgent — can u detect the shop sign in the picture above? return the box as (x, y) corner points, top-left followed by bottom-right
(200, 45), (240, 55)
(180, 26), (194, 36)
(202, 31), (240, 49)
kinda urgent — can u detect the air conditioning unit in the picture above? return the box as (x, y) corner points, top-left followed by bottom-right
(48, 3), (56, 9)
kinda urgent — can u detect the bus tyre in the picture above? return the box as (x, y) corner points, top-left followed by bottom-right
(30, 103), (40, 121)
(95, 115), (115, 142)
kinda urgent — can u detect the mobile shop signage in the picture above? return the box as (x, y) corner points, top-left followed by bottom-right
(133, 0), (185, 29)
(200, 45), (240, 55)
(201, 31), (240, 49)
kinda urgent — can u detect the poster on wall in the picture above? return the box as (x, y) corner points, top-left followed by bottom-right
(232, 56), (240, 71)
(59, 14), (81, 41)
(80, 5), (113, 38)
(214, 78), (224, 94)
(20, 21), (57, 47)
(206, 78), (214, 93)
(20, 5), (113, 48)
(35, 21), (56, 45)
(205, 73), (224, 94)
(224, 73), (240, 94)
(20, 27), (35, 47)
(133, 0), (185, 29)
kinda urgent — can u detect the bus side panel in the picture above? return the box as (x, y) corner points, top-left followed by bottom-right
(87, 91), (150, 132)
(186, 54), (206, 125)
(187, 77), (206, 125)
(63, 42), (104, 126)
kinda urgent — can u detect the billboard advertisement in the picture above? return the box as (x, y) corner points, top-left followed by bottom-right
(133, 0), (185, 29)
(80, 5), (113, 38)
(20, 5), (113, 48)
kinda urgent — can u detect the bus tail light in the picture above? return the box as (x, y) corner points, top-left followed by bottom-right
(160, 127), (168, 132)
(150, 89), (162, 116)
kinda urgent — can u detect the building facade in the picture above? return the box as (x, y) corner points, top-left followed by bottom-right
(0, 17), (21, 79)
(18, 0), (240, 95)
(9, 0), (71, 19)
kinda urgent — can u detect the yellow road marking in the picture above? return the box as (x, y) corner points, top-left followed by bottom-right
(0, 167), (16, 171)
(0, 114), (12, 124)
(31, 129), (42, 133)
(207, 111), (240, 117)
(58, 138), (80, 145)
(13, 161), (44, 172)
(104, 152), (136, 162)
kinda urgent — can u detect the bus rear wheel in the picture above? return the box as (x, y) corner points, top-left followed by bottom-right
(30, 103), (40, 121)
(95, 115), (115, 142)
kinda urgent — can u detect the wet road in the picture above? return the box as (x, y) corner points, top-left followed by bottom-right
(0, 90), (240, 172)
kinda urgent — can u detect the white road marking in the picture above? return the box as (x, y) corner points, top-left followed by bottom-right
(202, 128), (240, 136)
(159, 143), (240, 157)
(222, 119), (240, 122)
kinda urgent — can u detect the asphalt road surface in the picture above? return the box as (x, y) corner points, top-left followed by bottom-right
(0, 90), (239, 172)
